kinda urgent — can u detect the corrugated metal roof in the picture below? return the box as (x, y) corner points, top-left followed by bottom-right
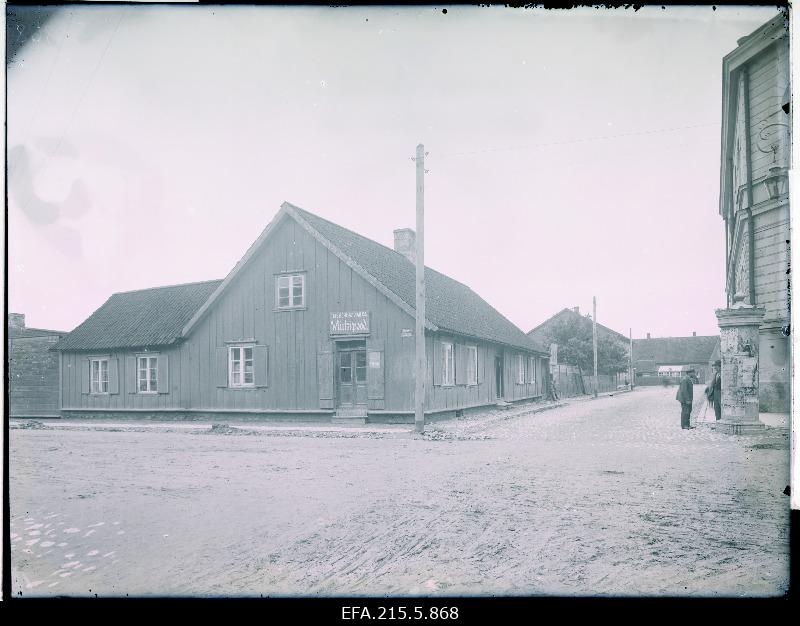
(292, 206), (545, 353)
(54, 280), (222, 351)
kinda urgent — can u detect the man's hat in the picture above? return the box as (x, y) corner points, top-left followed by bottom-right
(713, 360), (721, 367)
(685, 367), (696, 373)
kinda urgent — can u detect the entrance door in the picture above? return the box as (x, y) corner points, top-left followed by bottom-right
(495, 355), (504, 399)
(337, 341), (368, 407)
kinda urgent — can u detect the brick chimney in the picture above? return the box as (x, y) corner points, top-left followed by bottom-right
(573, 307), (579, 314)
(646, 332), (650, 339)
(393, 228), (416, 262)
(8, 313), (25, 330)
(693, 331), (697, 337)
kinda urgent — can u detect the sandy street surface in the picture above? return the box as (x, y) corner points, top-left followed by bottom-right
(9, 386), (790, 598)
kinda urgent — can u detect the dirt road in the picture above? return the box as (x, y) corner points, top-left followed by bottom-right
(9, 386), (790, 597)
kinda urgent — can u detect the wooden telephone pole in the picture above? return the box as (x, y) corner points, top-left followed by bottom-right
(629, 327), (634, 389)
(415, 144), (426, 433)
(593, 296), (598, 398)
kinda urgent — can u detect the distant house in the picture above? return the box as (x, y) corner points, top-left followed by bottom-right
(527, 307), (630, 395)
(7, 313), (66, 418)
(632, 333), (720, 384)
(528, 307), (629, 352)
(528, 306), (630, 367)
(718, 14), (790, 412)
(54, 202), (548, 423)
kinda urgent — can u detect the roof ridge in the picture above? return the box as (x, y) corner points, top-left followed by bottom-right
(112, 278), (223, 296)
(528, 308), (627, 341)
(288, 202), (466, 281)
(286, 202), (542, 352)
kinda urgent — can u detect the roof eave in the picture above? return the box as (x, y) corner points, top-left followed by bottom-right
(180, 207), (290, 338)
(719, 15), (787, 218)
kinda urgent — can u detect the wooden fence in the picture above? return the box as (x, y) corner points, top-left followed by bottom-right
(551, 364), (627, 398)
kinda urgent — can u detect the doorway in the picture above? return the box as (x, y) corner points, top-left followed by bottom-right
(495, 355), (504, 399)
(336, 340), (368, 408)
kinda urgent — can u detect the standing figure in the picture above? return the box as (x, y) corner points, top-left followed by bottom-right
(548, 372), (560, 401)
(710, 360), (722, 421)
(676, 367), (695, 429)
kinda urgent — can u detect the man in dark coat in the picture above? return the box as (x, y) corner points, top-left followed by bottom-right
(710, 360), (722, 421)
(676, 367), (695, 429)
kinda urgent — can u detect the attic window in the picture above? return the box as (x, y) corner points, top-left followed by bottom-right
(275, 273), (305, 309)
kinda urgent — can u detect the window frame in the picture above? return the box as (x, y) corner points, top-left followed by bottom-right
(137, 355), (159, 394)
(466, 345), (478, 386)
(90, 357), (109, 395)
(528, 356), (537, 385)
(441, 341), (455, 387)
(517, 354), (525, 385)
(228, 344), (256, 388)
(274, 272), (306, 310)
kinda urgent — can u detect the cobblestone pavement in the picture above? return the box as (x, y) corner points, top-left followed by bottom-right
(10, 386), (790, 597)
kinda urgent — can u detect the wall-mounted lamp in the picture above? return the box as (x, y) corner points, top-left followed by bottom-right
(763, 165), (788, 200)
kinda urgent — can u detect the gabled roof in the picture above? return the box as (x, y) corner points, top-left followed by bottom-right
(58, 203), (545, 354)
(528, 308), (628, 344)
(288, 204), (545, 353)
(632, 335), (720, 366)
(54, 280), (222, 351)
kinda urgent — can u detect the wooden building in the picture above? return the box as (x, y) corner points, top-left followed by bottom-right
(632, 333), (720, 385)
(7, 313), (65, 418)
(719, 14), (790, 411)
(528, 306), (629, 356)
(55, 203), (549, 422)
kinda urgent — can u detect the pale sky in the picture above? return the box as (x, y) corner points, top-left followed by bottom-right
(6, 4), (782, 338)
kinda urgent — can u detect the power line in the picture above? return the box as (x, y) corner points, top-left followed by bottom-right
(440, 121), (719, 158)
(13, 9), (125, 191)
(18, 11), (75, 151)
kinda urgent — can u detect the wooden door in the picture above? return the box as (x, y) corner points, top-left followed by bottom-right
(495, 355), (504, 399)
(337, 342), (367, 407)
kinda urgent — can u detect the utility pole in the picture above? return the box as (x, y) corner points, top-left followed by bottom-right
(414, 144), (426, 433)
(593, 296), (598, 398)
(629, 327), (634, 390)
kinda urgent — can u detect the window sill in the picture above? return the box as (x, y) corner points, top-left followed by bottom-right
(137, 391), (159, 395)
(274, 306), (308, 312)
(89, 392), (110, 396)
(227, 386), (266, 390)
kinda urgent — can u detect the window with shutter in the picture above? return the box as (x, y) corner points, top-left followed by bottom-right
(90, 358), (109, 394)
(466, 346), (478, 386)
(229, 345), (255, 388)
(137, 355), (159, 393)
(441, 341), (455, 386)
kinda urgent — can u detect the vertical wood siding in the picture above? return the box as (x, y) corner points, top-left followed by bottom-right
(61, 215), (545, 413)
(753, 207), (790, 322)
